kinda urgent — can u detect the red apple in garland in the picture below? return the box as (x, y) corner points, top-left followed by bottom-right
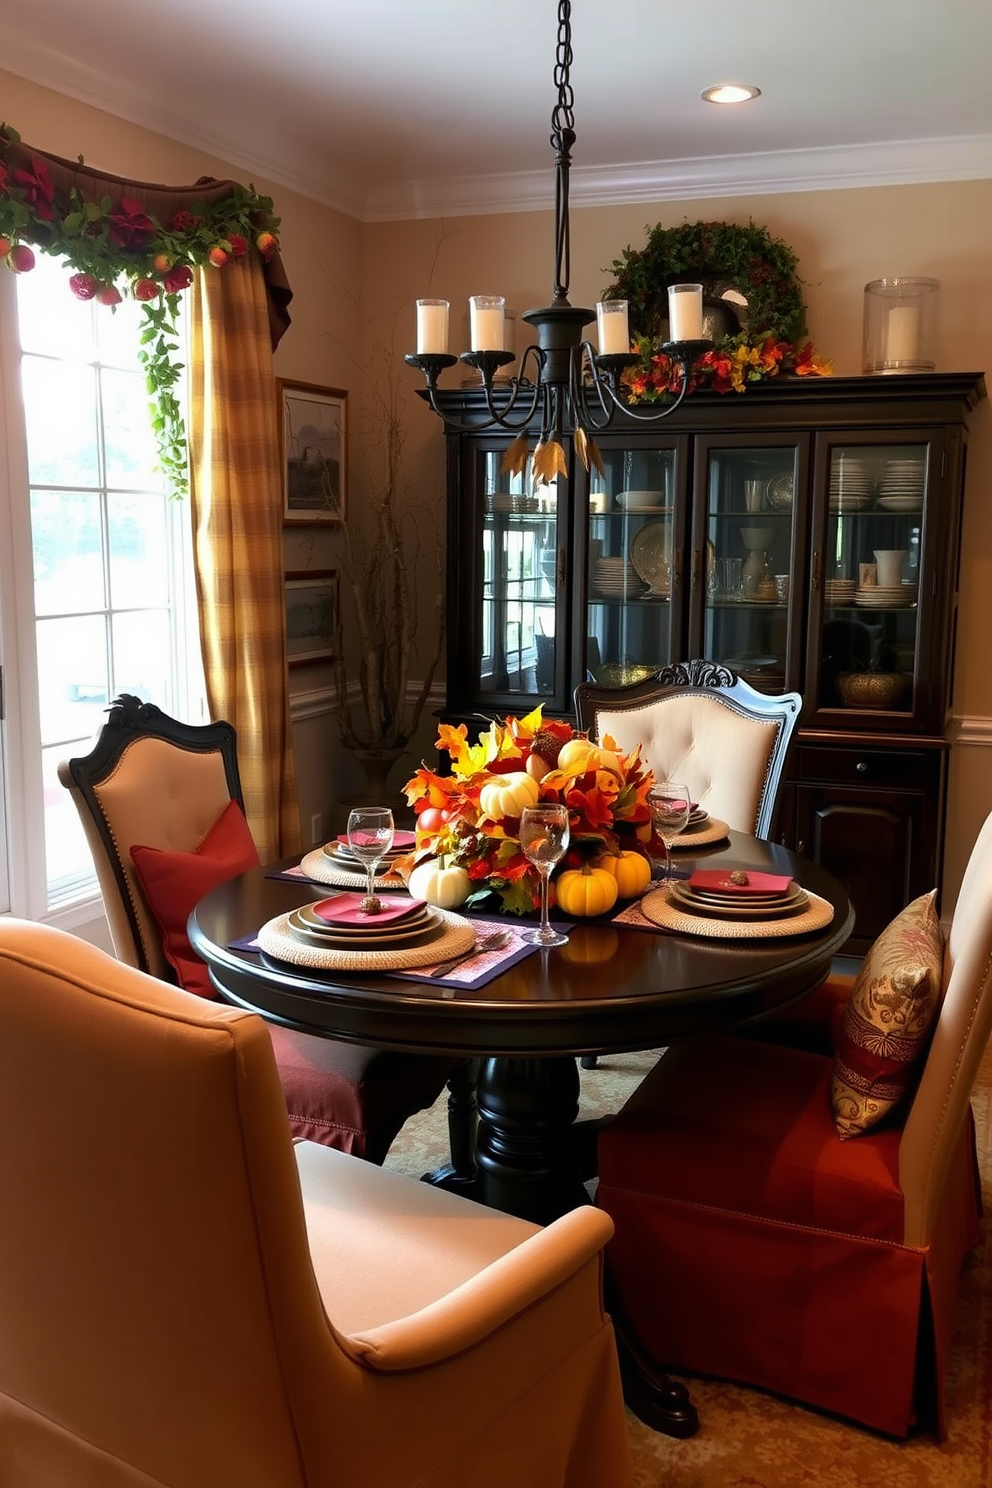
(6, 243), (35, 273)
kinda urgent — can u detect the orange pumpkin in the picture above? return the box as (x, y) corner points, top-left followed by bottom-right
(555, 864), (619, 917)
(592, 850), (652, 899)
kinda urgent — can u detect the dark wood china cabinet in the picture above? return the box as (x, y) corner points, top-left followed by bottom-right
(436, 372), (985, 952)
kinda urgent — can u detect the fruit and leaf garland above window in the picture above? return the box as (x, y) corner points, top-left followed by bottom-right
(603, 218), (832, 403)
(0, 123), (283, 497)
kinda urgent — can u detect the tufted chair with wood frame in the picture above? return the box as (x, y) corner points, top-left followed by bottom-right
(57, 694), (453, 1163)
(575, 659), (802, 841)
(575, 659), (802, 1069)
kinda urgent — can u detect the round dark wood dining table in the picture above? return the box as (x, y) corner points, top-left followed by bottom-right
(189, 831), (854, 1223)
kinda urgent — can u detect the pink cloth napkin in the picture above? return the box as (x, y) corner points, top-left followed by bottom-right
(336, 829), (416, 849)
(688, 869), (792, 897)
(311, 893), (420, 926)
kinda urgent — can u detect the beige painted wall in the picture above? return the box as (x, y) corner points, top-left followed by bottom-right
(363, 185), (992, 910)
(3, 67), (990, 915)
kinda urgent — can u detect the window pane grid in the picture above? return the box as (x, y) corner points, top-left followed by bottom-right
(13, 252), (197, 903)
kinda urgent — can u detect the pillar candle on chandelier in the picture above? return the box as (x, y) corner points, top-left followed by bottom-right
(668, 283), (704, 342)
(596, 299), (630, 356)
(469, 295), (506, 351)
(416, 299), (450, 355)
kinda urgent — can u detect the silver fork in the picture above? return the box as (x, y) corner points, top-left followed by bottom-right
(429, 930), (511, 979)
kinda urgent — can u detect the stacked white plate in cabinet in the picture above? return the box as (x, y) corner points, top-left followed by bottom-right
(824, 578), (857, 603)
(592, 555), (646, 597)
(877, 457), (925, 510)
(829, 455), (873, 511)
(855, 584), (917, 608)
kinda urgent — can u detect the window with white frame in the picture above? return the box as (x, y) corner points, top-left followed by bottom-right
(0, 252), (203, 921)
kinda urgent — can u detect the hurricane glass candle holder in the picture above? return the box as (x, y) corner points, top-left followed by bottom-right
(863, 277), (939, 375)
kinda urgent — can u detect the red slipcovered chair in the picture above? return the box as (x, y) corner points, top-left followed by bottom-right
(597, 809), (992, 1439)
(58, 694), (453, 1163)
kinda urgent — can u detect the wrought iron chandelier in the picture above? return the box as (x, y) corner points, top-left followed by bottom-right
(404, 0), (712, 480)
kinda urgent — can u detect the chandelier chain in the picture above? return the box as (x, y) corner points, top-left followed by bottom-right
(551, 0), (575, 302)
(405, 0), (709, 443)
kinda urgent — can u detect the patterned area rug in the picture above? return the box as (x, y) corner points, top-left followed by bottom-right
(385, 1045), (992, 1488)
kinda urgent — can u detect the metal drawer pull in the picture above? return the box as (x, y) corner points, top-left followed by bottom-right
(856, 761), (868, 774)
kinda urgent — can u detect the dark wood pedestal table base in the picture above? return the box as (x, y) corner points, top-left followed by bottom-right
(189, 832), (853, 1439)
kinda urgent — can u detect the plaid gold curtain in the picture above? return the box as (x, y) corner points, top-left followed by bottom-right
(189, 258), (301, 861)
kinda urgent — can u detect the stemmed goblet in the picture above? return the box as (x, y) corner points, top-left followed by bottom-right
(519, 803), (571, 947)
(346, 806), (395, 913)
(647, 782), (691, 883)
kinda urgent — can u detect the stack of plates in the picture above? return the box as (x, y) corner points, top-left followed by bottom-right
(323, 829), (415, 876)
(592, 555), (646, 598)
(286, 893), (447, 952)
(325, 833), (416, 868)
(829, 456), (873, 511)
(824, 578), (857, 604)
(855, 584), (917, 609)
(877, 457), (925, 511)
(724, 653), (786, 693)
(669, 869), (809, 922)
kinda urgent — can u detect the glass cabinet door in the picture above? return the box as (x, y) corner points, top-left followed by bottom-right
(584, 446), (678, 687)
(476, 450), (561, 703)
(812, 440), (928, 721)
(694, 440), (804, 694)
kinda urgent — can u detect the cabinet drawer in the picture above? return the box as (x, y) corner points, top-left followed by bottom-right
(796, 746), (931, 791)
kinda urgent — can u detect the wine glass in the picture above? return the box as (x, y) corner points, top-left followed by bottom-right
(648, 782), (691, 883)
(519, 804), (570, 947)
(346, 807), (395, 913)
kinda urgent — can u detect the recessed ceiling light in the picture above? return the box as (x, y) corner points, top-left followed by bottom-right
(701, 84), (761, 105)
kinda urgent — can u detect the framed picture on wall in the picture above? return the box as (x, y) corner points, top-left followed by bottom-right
(284, 569), (339, 667)
(278, 379), (347, 524)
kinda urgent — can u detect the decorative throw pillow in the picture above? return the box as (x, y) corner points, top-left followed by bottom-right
(130, 800), (260, 999)
(831, 889), (944, 1139)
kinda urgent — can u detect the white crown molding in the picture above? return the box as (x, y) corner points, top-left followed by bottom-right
(365, 134), (992, 223)
(6, 37), (992, 225)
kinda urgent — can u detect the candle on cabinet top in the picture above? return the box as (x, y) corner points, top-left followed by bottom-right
(886, 305), (920, 365)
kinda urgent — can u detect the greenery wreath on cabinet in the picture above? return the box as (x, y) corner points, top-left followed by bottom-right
(602, 218), (832, 402)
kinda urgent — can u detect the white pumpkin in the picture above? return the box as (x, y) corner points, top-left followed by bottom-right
(407, 859), (472, 909)
(478, 771), (540, 822)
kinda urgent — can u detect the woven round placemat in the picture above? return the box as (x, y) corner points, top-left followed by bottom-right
(256, 907), (477, 971)
(300, 847), (404, 891)
(639, 884), (834, 939)
(669, 817), (730, 850)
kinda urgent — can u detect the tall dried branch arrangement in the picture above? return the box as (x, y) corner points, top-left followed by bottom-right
(331, 339), (445, 754)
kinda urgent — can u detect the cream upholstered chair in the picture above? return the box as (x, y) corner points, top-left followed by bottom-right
(596, 808), (992, 1440)
(575, 659), (801, 840)
(58, 693), (452, 1163)
(0, 918), (631, 1488)
(575, 659), (802, 1068)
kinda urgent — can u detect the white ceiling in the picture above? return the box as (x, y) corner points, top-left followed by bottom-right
(4, 0), (992, 222)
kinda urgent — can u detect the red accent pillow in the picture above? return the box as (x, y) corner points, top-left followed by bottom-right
(130, 800), (260, 999)
(831, 889), (944, 1139)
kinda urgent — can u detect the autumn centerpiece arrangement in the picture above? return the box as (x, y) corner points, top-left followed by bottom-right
(401, 706), (659, 916)
(602, 218), (832, 403)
